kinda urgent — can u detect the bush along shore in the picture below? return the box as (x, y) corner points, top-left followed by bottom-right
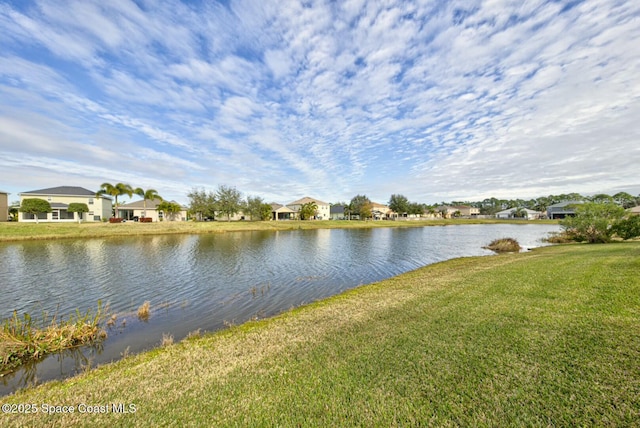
(1, 303), (107, 373)
(1, 242), (639, 426)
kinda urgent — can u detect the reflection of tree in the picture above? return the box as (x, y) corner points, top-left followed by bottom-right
(1, 343), (104, 392)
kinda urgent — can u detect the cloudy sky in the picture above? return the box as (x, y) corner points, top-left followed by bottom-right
(1, 0), (639, 205)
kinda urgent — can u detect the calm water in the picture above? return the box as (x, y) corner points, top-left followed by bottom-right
(0, 223), (558, 395)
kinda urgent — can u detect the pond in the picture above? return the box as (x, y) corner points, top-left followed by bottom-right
(0, 223), (559, 395)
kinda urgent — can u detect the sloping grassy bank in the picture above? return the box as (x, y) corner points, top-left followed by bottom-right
(2, 243), (638, 426)
(0, 218), (557, 242)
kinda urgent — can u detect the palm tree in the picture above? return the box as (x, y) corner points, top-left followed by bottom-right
(157, 200), (183, 221)
(96, 182), (134, 218)
(134, 188), (162, 218)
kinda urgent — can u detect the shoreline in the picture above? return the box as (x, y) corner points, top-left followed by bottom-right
(0, 218), (558, 243)
(2, 242), (638, 426)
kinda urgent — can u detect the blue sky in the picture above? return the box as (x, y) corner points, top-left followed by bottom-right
(1, 0), (639, 205)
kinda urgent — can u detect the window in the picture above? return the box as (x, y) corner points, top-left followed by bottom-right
(94, 216), (101, 221)
(89, 199), (94, 205)
(52, 210), (59, 220)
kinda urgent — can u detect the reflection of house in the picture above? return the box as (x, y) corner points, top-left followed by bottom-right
(18, 186), (112, 222)
(495, 208), (544, 220)
(436, 205), (480, 218)
(0, 190), (8, 222)
(272, 203), (295, 220)
(287, 197), (331, 220)
(118, 198), (187, 222)
(547, 201), (582, 219)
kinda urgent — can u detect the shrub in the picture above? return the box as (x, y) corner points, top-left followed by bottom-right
(612, 215), (640, 240)
(484, 238), (521, 252)
(560, 203), (626, 243)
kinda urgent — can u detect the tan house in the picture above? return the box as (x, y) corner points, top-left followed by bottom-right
(0, 190), (8, 222)
(436, 205), (480, 218)
(118, 198), (188, 222)
(271, 203), (296, 221)
(18, 186), (112, 222)
(287, 197), (331, 220)
(371, 202), (392, 220)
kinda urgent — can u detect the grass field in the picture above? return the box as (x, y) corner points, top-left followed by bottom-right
(1, 242), (638, 426)
(0, 218), (558, 242)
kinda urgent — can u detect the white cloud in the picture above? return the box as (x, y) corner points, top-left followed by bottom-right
(0, 0), (638, 205)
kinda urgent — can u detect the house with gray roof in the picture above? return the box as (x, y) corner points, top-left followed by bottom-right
(546, 201), (583, 219)
(18, 186), (112, 222)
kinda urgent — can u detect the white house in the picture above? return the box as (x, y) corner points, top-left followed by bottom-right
(18, 186), (112, 222)
(287, 197), (331, 220)
(118, 198), (188, 222)
(495, 208), (544, 220)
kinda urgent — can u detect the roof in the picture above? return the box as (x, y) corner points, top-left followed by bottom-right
(20, 186), (101, 197)
(548, 201), (583, 209)
(119, 198), (186, 209)
(288, 196), (329, 206)
(119, 198), (163, 209)
(271, 203), (295, 213)
(628, 206), (640, 214)
(0, 190), (9, 194)
(495, 207), (541, 215)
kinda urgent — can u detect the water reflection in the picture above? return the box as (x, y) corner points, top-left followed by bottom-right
(0, 224), (559, 395)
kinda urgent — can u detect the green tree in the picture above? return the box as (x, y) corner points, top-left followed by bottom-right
(612, 192), (636, 209)
(246, 196), (272, 221)
(9, 200), (20, 221)
(19, 198), (52, 224)
(216, 185), (243, 222)
(407, 202), (425, 216)
(561, 202), (626, 243)
(512, 207), (528, 218)
(590, 193), (614, 204)
(96, 182), (134, 217)
(350, 195), (372, 220)
(612, 215), (640, 240)
(187, 188), (217, 221)
(299, 201), (318, 220)
(388, 194), (410, 216)
(134, 188), (162, 218)
(157, 200), (183, 221)
(67, 202), (89, 224)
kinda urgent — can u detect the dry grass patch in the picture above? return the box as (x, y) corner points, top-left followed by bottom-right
(137, 301), (150, 321)
(484, 237), (522, 252)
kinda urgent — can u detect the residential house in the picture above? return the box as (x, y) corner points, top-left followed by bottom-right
(436, 205), (480, 218)
(0, 190), (8, 221)
(271, 203), (296, 221)
(287, 197), (331, 220)
(371, 202), (392, 220)
(547, 201), (583, 219)
(18, 186), (112, 222)
(118, 198), (188, 222)
(495, 207), (544, 220)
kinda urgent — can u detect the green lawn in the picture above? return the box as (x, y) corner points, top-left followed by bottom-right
(2, 243), (638, 426)
(0, 218), (557, 242)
